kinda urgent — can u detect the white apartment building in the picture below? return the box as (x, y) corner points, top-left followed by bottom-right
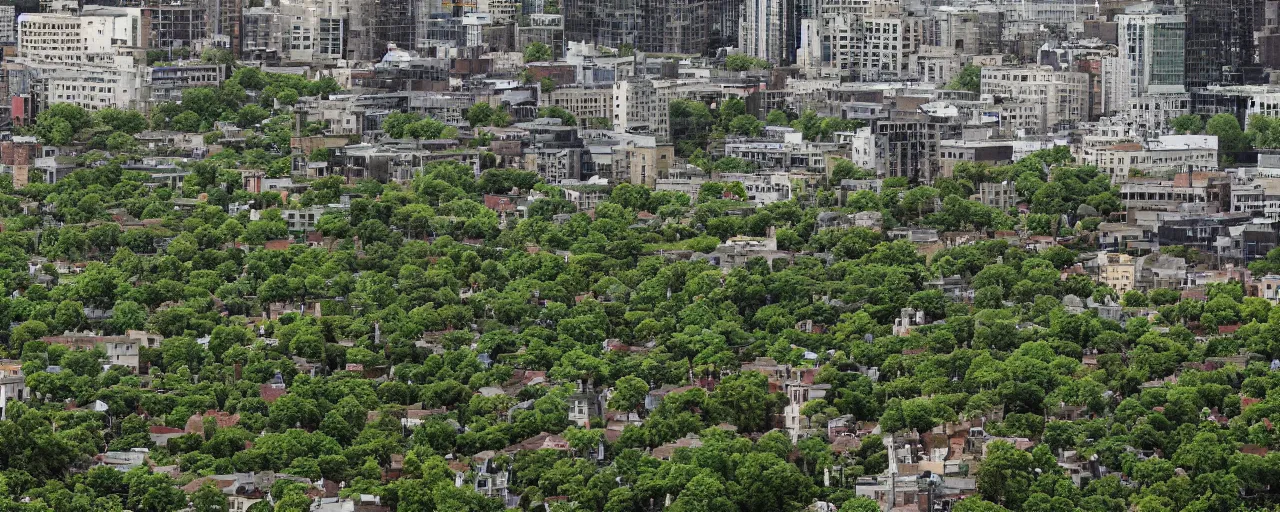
(981, 67), (1090, 133)
(838, 128), (877, 173)
(1088, 135), (1218, 183)
(855, 17), (924, 81)
(278, 0), (351, 64)
(719, 172), (794, 206)
(612, 79), (669, 142)
(18, 7), (147, 111)
(1100, 56), (1131, 116)
(1245, 92), (1280, 125)
(1119, 93), (1190, 139)
(799, 13), (863, 77)
(1230, 178), (1280, 221)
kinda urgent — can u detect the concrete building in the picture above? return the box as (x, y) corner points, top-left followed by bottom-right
(612, 79), (669, 142)
(516, 14), (565, 60)
(977, 181), (1018, 211)
(981, 67), (1091, 133)
(544, 85), (613, 129)
(0, 360), (28, 414)
(146, 64), (224, 104)
(718, 172), (794, 206)
(1102, 14), (1185, 117)
(17, 8), (148, 111)
(521, 118), (588, 183)
(18, 7), (151, 110)
(798, 10), (862, 78)
(563, 0), (711, 55)
(938, 140), (1014, 178)
(611, 135), (673, 187)
(276, 0), (356, 65)
(0, 6), (17, 44)
(143, 3), (207, 51)
(1185, 0), (1262, 88)
(1087, 135), (1218, 183)
(281, 206), (330, 232)
(839, 119), (943, 182)
(741, 0), (790, 64)
(1099, 252), (1139, 293)
(853, 17), (926, 81)
(42, 332), (141, 372)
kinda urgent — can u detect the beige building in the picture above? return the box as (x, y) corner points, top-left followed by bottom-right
(611, 136), (674, 188)
(544, 85), (613, 129)
(1099, 252), (1138, 293)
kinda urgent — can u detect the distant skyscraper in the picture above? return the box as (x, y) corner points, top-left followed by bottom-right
(1105, 13), (1185, 111)
(741, 0), (791, 64)
(708, 0), (742, 49)
(563, 0), (712, 55)
(1185, 0), (1261, 87)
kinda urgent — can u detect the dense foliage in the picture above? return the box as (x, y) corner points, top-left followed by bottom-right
(0, 93), (1275, 512)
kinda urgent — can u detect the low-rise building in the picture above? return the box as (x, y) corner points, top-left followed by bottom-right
(1088, 135), (1218, 183)
(42, 331), (140, 372)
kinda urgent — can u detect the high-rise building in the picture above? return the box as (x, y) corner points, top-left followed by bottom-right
(1103, 14), (1185, 115)
(1185, 0), (1261, 88)
(0, 5), (16, 44)
(1125, 14), (1186, 92)
(708, 0), (741, 49)
(741, 0), (790, 64)
(143, 2), (208, 51)
(562, 0), (711, 55)
(211, 0), (243, 57)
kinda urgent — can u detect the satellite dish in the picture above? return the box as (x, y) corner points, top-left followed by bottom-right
(864, 333), (874, 343)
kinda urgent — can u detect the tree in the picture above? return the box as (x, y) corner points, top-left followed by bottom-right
(733, 452), (817, 512)
(95, 108), (148, 134)
(976, 441), (1033, 508)
(538, 106), (577, 127)
(1172, 114), (1204, 135)
(106, 132), (138, 153)
(946, 64), (982, 93)
(831, 159), (873, 181)
(766, 110), (789, 126)
(1122, 290), (1148, 307)
(190, 482), (230, 512)
(607, 376), (648, 412)
(110, 300), (148, 333)
(728, 114), (764, 136)
(172, 111), (203, 133)
(465, 103), (509, 128)
(840, 497), (880, 512)
(726, 54), (770, 71)
(1206, 113), (1247, 164)
(710, 371), (781, 433)
(382, 111), (423, 138)
(275, 88), (299, 106)
(524, 42), (553, 63)
(236, 105), (271, 128)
